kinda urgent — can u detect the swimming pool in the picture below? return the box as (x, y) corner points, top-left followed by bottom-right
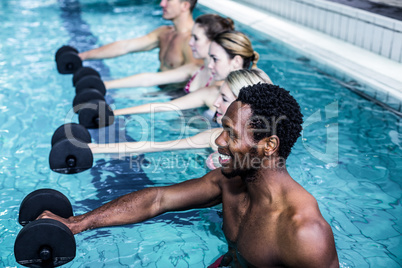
(0, 0), (401, 267)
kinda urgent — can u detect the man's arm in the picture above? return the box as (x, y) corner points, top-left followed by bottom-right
(37, 169), (223, 234)
(79, 26), (168, 60)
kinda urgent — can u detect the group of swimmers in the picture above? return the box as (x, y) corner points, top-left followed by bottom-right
(83, 10), (272, 170)
(40, 0), (340, 266)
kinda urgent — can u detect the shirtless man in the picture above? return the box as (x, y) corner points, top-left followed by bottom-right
(79, 0), (201, 71)
(38, 83), (339, 267)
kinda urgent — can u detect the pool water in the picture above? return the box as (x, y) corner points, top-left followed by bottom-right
(0, 0), (401, 267)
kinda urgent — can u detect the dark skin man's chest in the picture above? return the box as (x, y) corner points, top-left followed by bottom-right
(221, 183), (283, 267)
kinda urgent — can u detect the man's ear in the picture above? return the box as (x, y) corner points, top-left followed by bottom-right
(181, 1), (191, 12)
(262, 135), (280, 157)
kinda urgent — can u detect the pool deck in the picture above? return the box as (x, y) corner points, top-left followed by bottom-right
(199, 0), (402, 110)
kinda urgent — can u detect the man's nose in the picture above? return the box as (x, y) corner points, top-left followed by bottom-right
(215, 131), (226, 148)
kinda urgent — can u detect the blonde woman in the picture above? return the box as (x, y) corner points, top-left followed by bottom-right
(113, 30), (262, 119)
(104, 14), (234, 93)
(89, 69), (272, 169)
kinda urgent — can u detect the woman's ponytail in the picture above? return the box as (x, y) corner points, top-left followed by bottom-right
(251, 51), (259, 69)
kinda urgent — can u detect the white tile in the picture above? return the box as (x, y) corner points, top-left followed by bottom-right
(339, 16), (349, 41)
(374, 15), (396, 29)
(311, 7), (320, 31)
(362, 24), (374, 51)
(295, 1), (303, 24)
(390, 32), (402, 62)
(325, 11), (334, 36)
(299, 2), (305, 22)
(354, 20), (367, 47)
(301, 2), (309, 25)
(302, 2), (310, 26)
(340, 4), (358, 18)
(283, 0), (291, 20)
(357, 10), (374, 24)
(318, 9), (327, 33)
(331, 13), (341, 38)
(371, 26), (384, 54)
(276, 0), (283, 16)
(264, 0), (272, 11)
(324, 0), (343, 12)
(292, 1), (300, 23)
(380, 29), (394, 58)
(346, 18), (357, 44)
(251, 0), (259, 6)
(279, 0), (286, 17)
(305, 5), (314, 28)
(271, 0), (279, 14)
(313, 0), (328, 10)
(289, 1), (297, 21)
(394, 21), (402, 32)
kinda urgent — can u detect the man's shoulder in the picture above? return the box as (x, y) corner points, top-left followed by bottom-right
(280, 198), (338, 267)
(204, 168), (225, 184)
(203, 168), (241, 189)
(286, 192), (329, 238)
(151, 25), (174, 36)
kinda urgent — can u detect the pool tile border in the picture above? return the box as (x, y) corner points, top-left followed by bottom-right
(199, 0), (402, 112)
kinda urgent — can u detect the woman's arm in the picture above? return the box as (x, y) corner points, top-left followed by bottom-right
(113, 84), (219, 116)
(88, 128), (222, 154)
(104, 63), (200, 89)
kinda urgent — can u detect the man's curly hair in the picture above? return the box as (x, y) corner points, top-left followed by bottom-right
(236, 83), (303, 159)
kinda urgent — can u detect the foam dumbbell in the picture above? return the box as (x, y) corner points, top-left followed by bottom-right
(14, 189), (76, 267)
(75, 75), (106, 96)
(72, 66), (101, 87)
(55, 45), (82, 74)
(78, 99), (115, 129)
(72, 89), (105, 113)
(49, 123), (93, 174)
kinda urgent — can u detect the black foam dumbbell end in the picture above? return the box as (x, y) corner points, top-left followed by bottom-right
(14, 219), (76, 267)
(78, 100), (115, 129)
(73, 89), (105, 114)
(49, 139), (93, 174)
(51, 123), (91, 147)
(57, 51), (82, 74)
(75, 75), (106, 96)
(73, 66), (101, 86)
(18, 188), (73, 226)
(55, 45), (78, 62)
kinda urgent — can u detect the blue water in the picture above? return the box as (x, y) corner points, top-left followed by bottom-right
(0, 0), (401, 267)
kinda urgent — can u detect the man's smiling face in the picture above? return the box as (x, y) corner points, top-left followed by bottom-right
(215, 101), (262, 177)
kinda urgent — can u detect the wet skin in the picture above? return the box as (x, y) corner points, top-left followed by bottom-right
(38, 101), (339, 267)
(214, 102), (339, 267)
(156, 0), (200, 71)
(158, 26), (193, 71)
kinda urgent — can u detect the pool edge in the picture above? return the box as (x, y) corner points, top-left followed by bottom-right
(199, 0), (402, 113)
